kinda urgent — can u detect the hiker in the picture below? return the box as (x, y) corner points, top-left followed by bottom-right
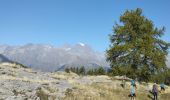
(152, 83), (158, 100)
(130, 84), (136, 100)
(131, 79), (137, 88)
(160, 83), (165, 93)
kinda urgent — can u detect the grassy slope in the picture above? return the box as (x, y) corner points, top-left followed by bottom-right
(64, 76), (170, 100)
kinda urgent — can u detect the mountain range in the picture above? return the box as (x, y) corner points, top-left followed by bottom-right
(0, 43), (169, 72)
(0, 43), (109, 72)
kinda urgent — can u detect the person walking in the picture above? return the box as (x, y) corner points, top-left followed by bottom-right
(131, 79), (137, 89)
(130, 84), (136, 100)
(152, 83), (158, 100)
(160, 83), (165, 93)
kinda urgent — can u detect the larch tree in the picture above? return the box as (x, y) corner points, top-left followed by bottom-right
(106, 8), (170, 81)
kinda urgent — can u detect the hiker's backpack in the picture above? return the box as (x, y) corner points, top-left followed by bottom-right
(160, 83), (165, 88)
(131, 80), (136, 85)
(152, 84), (158, 93)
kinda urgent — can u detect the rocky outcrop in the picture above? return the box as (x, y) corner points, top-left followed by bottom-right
(0, 63), (72, 100)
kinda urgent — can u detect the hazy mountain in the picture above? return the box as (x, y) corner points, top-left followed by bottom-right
(1, 44), (169, 71)
(0, 54), (12, 63)
(0, 43), (109, 71)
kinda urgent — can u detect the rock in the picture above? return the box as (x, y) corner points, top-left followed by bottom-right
(0, 63), (73, 100)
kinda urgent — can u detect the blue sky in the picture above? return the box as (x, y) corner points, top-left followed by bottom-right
(0, 0), (169, 52)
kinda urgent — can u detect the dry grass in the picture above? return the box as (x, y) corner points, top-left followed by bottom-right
(64, 81), (170, 100)
(1, 63), (170, 100)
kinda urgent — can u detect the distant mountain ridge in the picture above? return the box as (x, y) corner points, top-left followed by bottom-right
(56, 63), (107, 71)
(0, 54), (12, 63)
(0, 44), (109, 72)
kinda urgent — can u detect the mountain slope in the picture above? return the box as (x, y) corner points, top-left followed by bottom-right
(0, 62), (73, 99)
(0, 44), (109, 71)
(0, 54), (12, 63)
(1, 62), (170, 100)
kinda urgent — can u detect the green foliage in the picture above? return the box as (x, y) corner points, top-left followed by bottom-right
(97, 67), (105, 75)
(150, 68), (170, 84)
(65, 68), (70, 73)
(67, 66), (107, 76)
(79, 66), (85, 75)
(87, 69), (94, 75)
(106, 8), (170, 82)
(76, 67), (79, 75)
(87, 67), (106, 75)
(13, 62), (28, 68)
(69, 66), (85, 75)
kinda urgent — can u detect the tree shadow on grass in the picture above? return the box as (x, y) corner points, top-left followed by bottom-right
(147, 91), (154, 100)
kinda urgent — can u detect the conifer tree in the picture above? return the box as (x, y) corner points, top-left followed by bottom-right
(97, 67), (105, 75)
(106, 8), (170, 81)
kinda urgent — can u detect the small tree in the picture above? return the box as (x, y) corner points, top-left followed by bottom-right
(79, 66), (85, 75)
(87, 69), (94, 75)
(97, 67), (105, 75)
(65, 68), (70, 73)
(76, 67), (79, 74)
